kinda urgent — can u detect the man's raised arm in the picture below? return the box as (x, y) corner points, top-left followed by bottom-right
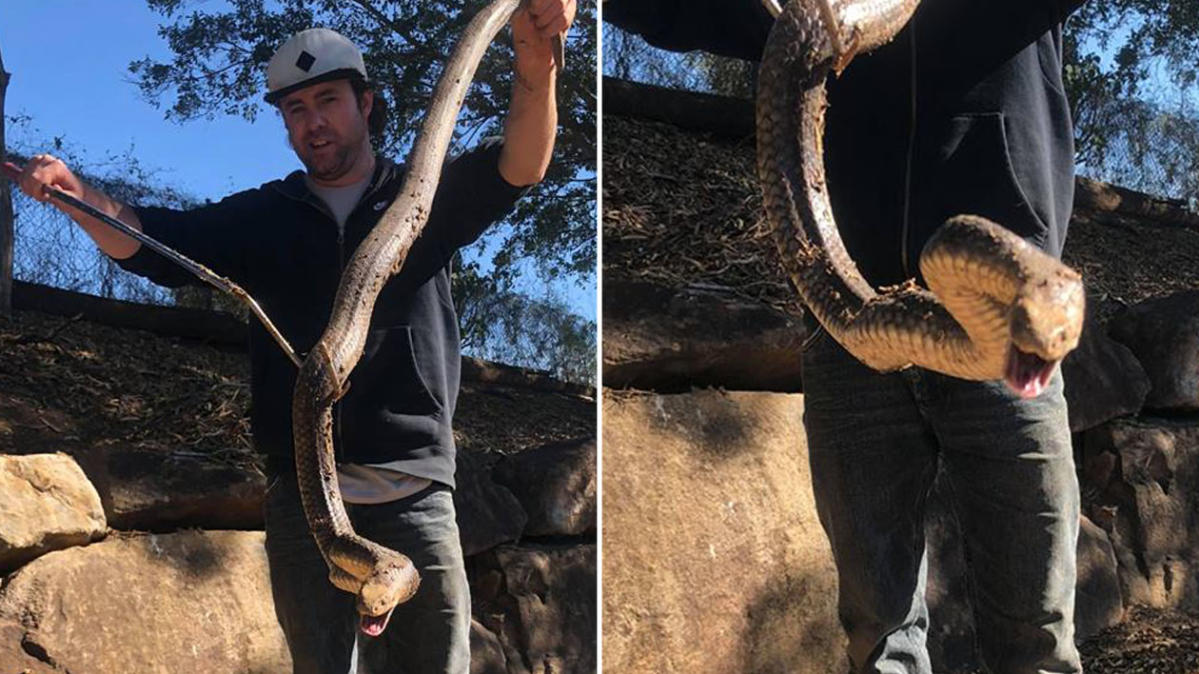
(499, 0), (575, 187)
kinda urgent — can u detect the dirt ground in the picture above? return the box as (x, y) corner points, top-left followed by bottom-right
(604, 112), (1199, 672)
(603, 115), (1199, 325)
(943, 604), (1199, 673)
(1080, 605), (1199, 673)
(0, 309), (595, 473)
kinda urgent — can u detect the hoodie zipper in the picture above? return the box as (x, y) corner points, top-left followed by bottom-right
(287, 193), (346, 463)
(330, 166), (390, 464)
(900, 21), (919, 280)
(334, 221), (346, 464)
(308, 197), (347, 463)
(274, 163), (393, 465)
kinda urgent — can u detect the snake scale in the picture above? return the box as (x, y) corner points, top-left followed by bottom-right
(757, 0), (1085, 396)
(291, 0), (527, 637)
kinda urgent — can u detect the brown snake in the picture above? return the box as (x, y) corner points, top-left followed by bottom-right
(757, 0), (1085, 396)
(290, 0), (530, 637)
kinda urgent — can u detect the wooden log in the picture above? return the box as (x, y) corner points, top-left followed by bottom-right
(0, 47), (12, 316)
(1073, 176), (1199, 229)
(460, 356), (594, 397)
(11, 280), (247, 346)
(602, 76), (754, 140)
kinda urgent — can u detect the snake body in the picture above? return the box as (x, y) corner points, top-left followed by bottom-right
(757, 0), (1085, 394)
(291, 0), (524, 636)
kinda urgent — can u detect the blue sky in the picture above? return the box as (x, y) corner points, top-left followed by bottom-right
(2, 2), (297, 195)
(1, 1), (596, 320)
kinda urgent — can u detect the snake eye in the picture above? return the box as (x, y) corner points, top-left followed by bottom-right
(1009, 282), (1084, 361)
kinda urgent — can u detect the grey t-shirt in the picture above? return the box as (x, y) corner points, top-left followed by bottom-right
(306, 173), (433, 504)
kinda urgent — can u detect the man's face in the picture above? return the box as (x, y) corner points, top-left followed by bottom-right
(279, 79), (372, 184)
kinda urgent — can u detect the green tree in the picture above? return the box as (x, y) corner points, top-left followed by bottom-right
(1065, 1), (1199, 201)
(454, 259), (595, 384)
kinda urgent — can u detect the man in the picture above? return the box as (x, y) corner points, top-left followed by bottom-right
(606, 1), (1085, 672)
(16, 1), (575, 672)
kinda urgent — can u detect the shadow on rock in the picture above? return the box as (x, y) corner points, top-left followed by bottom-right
(639, 389), (760, 460)
(138, 530), (229, 579)
(741, 568), (847, 674)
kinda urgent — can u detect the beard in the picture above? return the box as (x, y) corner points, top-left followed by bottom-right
(294, 123), (368, 183)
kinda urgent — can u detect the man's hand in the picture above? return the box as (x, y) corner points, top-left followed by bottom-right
(16, 154), (85, 205)
(500, 0), (573, 186)
(14, 153), (143, 259)
(512, 0), (575, 83)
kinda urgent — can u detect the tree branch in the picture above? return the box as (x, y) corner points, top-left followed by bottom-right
(348, 0), (419, 47)
(0, 44), (12, 316)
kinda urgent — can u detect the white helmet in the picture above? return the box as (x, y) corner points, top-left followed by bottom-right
(264, 28), (369, 104)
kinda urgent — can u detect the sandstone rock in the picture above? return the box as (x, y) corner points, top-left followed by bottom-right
(602, 389), (844, 673)
(1108, 291), (1199, 410)
(603, 280), (807, 392)
(1082, 449), (1120, 497)
(1061, 306), (1150, 431)
(474, 543), (597, 674)
(101, 445), (530, 558)
(493, 437), (596, 537)
(0, 530), (290, 674)
(455, 449), (528, 557)
(471, 619), (511, 674)
(0, 622), (58, 674)
(0, 453), (106, 572)
(1083, 417), (1199, 610)
(1075, 516), (1125, 639)
(100, 448), (265, 531)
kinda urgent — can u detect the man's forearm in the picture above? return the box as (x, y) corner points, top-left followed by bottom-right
(67, 185), (143, 260)
(498, 66), (557, 187)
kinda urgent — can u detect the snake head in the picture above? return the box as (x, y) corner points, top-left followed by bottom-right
(1005, 269), (1086, 398)
(357, 556), (421, 637)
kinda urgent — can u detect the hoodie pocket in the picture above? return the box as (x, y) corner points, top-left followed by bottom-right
(351, 325), (443, 422)
(925, 112), (1049, 251)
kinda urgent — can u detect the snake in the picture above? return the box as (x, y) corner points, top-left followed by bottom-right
(756, 0), (1085, 397)
(290, 0), (535, 637)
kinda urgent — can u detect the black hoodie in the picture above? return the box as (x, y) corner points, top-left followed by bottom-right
(117, 140), (523, 485)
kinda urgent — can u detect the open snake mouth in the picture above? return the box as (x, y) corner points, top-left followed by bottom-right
(1004, 347), (1057, 399)
(359, 608), (395, 637)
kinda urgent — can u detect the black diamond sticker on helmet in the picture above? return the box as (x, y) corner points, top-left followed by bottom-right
(296, 50), (316, 72)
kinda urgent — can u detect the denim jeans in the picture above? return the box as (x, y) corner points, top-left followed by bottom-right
(800, 329), (1082, 674)
(264, 473), (471, 674)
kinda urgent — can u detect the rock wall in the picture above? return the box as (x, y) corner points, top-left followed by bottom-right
(603, 390), (844, 673)
(602, 278), (1199, 672)
(0, 440), (596, 673)
(0, 299), (597, 673)
(0, 530), (289, 674)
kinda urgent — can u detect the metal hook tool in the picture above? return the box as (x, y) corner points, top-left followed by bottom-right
(2, 160), (302, 367)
